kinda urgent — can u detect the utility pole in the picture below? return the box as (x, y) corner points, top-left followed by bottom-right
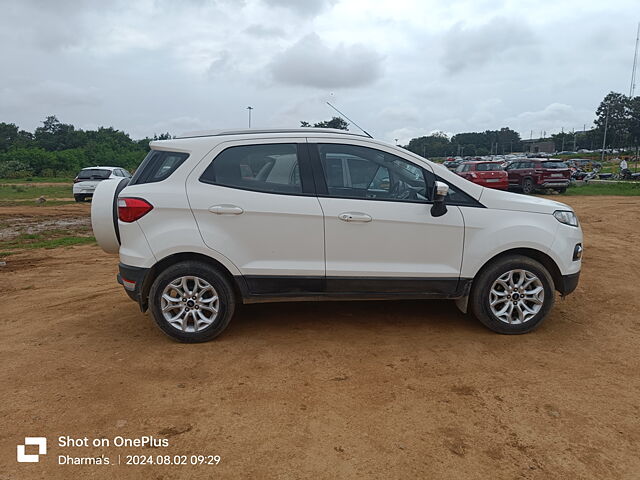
(561, 127), (565, 152)
(246, 106), (253, 128)
(601, 104), (610, 163)
(630, 22), (640, 97)
(573, 129), (577, 151)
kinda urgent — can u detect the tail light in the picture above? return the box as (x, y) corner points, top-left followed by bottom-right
(118, 198), (153, 222)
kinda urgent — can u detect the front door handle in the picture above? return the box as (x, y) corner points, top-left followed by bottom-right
(209, 204), (244, 215)
(338, 212), (372, 223)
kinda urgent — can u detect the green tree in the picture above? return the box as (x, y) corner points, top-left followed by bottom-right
(595, 92), (630, 148)
(0, 122), (19, 152)
(300, 117), (349, 130)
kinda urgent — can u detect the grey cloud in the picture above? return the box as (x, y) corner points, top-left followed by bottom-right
(270, 33), (383, 89)
(261, 0), (337, 16)
(244, 24), (285, 38)
(441, 17), (537, 74)
(0, 81), (101, 110)
(207, 50), (232, 76)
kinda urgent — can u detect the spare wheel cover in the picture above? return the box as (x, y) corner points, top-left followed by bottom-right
(91, 178), (130, 254)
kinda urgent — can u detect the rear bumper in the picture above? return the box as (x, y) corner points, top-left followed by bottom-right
(557, 271), (580, 296)
(541, 180), (570, 188)
(117, 263), (150, 309)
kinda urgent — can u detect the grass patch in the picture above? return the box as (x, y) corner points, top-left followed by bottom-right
(0, 251), (14, 257)
(0, 177), (74, 184)
(0, 184), (72, 200)
(565, 182), (640, 196)
(0, 235), (96, 251)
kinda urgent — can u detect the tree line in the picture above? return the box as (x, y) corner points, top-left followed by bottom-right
(1, 91), (637, 178)
(404, 92), (640, 158)
(0, 116), (169, 178)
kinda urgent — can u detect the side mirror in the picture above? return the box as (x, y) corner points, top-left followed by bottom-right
(431, 181), (449, 217)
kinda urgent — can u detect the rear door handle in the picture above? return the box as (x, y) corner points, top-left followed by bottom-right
(209, 204), (244, 215)
(338, 212), (372, 223)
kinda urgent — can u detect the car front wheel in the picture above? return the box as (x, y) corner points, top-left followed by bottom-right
(470, 255), (555, 334)
(149, 261), (235, 343)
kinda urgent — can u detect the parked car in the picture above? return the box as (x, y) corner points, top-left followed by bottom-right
(455, 161), (508, 190)
(506, 159), (570, 194)
(91, 128), (582, 342)
(73, 166), (131, 202)
(443, 159), (462, 170)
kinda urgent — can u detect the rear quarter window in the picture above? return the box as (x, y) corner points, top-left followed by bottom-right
(129, 150), (190, 185)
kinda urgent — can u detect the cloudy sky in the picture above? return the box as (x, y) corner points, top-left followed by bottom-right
(0, 0), (638, 143)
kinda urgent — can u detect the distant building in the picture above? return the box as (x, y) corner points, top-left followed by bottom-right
(522, 139), (555, 154)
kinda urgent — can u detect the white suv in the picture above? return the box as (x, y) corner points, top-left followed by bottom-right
(91, 129), (582, 342)
(73, 166), (131, 202)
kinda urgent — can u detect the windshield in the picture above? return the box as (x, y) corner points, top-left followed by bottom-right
(78, 169), (112, 180)
(476, 163), (502, 171)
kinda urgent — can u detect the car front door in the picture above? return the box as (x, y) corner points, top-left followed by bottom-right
(309, 141), (465, 296)
(187, 140), (325, 295)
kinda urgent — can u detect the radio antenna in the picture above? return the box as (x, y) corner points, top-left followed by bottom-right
(326, 101), (373, 138)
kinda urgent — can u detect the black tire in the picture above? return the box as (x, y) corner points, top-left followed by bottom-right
(469, 255), (555, 334)
(74, 194), (83, 202)
(521, 178), (535, 194)
(556, 187), (567, 194)
(149, 261), (235, 343)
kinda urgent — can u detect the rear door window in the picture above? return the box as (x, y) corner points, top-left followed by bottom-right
(199, 143), (306, 195)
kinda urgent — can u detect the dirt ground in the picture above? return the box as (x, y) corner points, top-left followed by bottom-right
(1, 196), (639, 479)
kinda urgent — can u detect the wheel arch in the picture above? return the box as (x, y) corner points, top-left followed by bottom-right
(140, 252), (243, 311)
(473, 247), (563, 292)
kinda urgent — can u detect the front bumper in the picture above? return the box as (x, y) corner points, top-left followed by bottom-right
(117, 263), (150, 310)
(557, 271), (580, 296)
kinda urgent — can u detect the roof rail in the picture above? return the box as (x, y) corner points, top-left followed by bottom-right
(175, 128), (368, 139)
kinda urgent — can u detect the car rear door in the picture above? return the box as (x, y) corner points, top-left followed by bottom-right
(308, 140), (465, 296)
(187, 139), (325, 295)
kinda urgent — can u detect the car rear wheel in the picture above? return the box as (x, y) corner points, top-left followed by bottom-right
(149, 261), (235, 343)
(521, 178), (535, 194)
(469, 255), (555, 334)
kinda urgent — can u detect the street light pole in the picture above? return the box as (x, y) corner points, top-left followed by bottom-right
(601, 105), (610, 164)
(246, 106), (253, 128)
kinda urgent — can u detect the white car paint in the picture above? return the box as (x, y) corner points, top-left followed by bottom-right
(91, 128), (582, 302)
(73, 166), (130, 198)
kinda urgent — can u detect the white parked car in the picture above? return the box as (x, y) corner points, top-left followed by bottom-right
(73, 166), (131, 202)
(91, 128), (582, 342)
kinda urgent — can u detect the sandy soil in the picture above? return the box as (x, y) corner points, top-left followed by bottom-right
(1, 196), (639, 479)
(0, 203), (91, 242)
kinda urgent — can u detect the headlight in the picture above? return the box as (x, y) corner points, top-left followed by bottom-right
(553, 210), (578, 227)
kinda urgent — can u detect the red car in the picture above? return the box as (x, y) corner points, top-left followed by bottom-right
(505, 159), (570, 194)
(455, 161), (508, 190)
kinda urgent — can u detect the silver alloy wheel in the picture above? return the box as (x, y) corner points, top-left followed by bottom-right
(160, 276), (219, 333)
(488, 269), (544, 325)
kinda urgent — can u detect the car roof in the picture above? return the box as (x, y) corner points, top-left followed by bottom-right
(176, 128), (369, 139)
(80, 166), (120, 170)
